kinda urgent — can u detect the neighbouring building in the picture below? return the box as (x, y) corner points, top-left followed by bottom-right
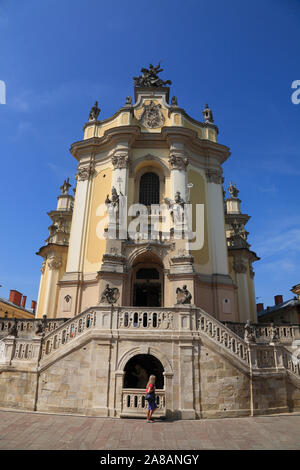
(257, 292), (300, 325)
(0, 290), (36, 319)
(1, 64), (300, 420)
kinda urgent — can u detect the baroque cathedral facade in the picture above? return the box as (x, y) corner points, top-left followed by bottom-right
(1, 65), (300, 419)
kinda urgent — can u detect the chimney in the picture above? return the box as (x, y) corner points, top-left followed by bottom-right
(9, 289), (22, 307)
(21, 296), (27, 308)
(256, 303), (264, 313)
(31, 300), (37, 313)
(274, 295), (283, 305)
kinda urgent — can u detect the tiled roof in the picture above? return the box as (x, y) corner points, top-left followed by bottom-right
(0, 297), (35, 315)
(258, 298), (300, 317)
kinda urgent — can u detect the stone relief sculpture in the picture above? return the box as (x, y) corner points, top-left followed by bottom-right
(176, 285), (192, 304)
(100, 284), (120, 304)
(139, 100), (165, 128)
(133, 62), (172, 88)
(244, 319), (256, 343)
(88, 101), (100, 121)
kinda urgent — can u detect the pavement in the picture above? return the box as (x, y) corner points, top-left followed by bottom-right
(0, 408), (299, 450)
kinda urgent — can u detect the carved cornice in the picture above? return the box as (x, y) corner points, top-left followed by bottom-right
(168, 154), (189, 171)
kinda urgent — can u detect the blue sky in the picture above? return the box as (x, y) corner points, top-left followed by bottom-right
(0, 0), (299, 310)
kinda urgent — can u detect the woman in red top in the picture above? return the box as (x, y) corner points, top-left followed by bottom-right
(146, 375), (157, 423)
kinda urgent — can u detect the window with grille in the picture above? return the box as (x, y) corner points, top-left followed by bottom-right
(139, 172), (159, 205)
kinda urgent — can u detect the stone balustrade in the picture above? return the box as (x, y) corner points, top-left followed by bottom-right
(1, 306), (300, 383)
(197, 310), (249, 366)
(223, 321), (300, 345)
(121, 388), (166, 417)
(0, 317), (68, 339)
(40, 310), (97, 359)
(118, 308), (174, 330)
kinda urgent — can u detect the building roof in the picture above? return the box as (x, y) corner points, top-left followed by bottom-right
(0, 297), (35, 316)
(258, 298), (300, 318)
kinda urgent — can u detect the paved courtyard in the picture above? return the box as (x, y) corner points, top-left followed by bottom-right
(0, 408), (299, 450)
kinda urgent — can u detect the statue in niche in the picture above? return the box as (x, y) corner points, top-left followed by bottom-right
(176, 285), (192, 304)
(88, 101), (100, 121)
(244, 319), (256, 343)
(100, 284), (120, 304)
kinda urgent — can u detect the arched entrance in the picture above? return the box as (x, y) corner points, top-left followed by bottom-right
(131, 252), (164, 307)
(124, 354), (164, 389)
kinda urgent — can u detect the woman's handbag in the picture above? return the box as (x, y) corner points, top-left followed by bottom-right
(145, 392), (154, 401)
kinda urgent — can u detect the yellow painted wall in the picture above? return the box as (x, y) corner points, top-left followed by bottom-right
(84, 167), (113, 272)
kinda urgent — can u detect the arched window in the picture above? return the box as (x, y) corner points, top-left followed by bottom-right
(139, 172), (159, 205)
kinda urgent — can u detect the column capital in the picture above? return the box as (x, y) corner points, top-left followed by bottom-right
(75, 161), (96, 181)
(168, 154), (189, 171)
(205, 168), (223, 184)
(111, 152), (130, 169)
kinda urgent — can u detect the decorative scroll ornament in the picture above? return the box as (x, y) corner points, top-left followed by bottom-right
(139, 101), (164, 128)
(48, 257), (62, 270)
(76, 162), (96, 181)
(168, 155), (189, 171)
(111, 153), (129, 169)
(205, 169), (223, 184)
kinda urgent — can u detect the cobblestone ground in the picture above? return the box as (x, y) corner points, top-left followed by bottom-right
(0, 409), (299, 450)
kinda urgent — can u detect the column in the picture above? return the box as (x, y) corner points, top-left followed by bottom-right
(168, 143), (188, 201)
(206, 169), (229, 275)
(111, 145), (130, 196)
(66, 162), (94, 272)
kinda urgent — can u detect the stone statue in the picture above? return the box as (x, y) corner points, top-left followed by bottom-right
(270, 323), (279, 343)
(105, 186), (119, 207)
(171, 96), (178, 106)
(174, 191), (185, 207)
(202, 103), (214, 123)
(133, 62), (172, 88)
(88, 101), (100, 121)
(60, 178), (71, 195)
(8, 318), (18, 337)
(176, 285), (192, 304)
(228, 181), (239, 198)
(244, 319), (256, 343)
(100, 284), (120, 304)
(125, 96), (132, 105)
